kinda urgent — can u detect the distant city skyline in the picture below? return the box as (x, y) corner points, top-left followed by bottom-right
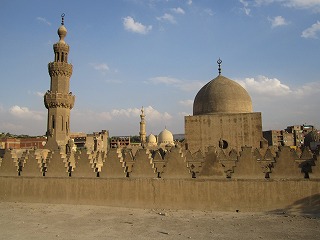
(0, 0), (319, 136)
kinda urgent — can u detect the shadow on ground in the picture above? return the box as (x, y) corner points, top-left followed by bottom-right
(269, 194), (320, 217)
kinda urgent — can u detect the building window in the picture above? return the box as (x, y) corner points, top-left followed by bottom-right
(52, 115), (55, 129)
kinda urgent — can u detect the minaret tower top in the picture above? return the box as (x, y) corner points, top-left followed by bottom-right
(44, 14), (75, 151)
(139, 107), (147, 145)
(58, 13), (67, 43)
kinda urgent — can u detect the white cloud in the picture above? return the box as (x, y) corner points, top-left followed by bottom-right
(268, 16), (289, 28)
(187, 0), (192, 5)
(149, 76), (181, 85)
(301, 21), (320, 38)
(254, 0), (320, 11)
(0, 105), (46, 135)
(35, 91), (44, 97)
(110, 106), (172, 121)
(178, 111), (191, 117)
(171, 7), (185, 14)
(240, 0), (251, 15)
(281, 0), (320, 10)
(157, 13), (176, 24)
(111, 108), (141, 118)
(235, 76), (320, 130)
(97, 111), (112, 121)
(36, 17), (51, 26)
(179, 99), (193, 107)
(236, 75), (292, 96)
(91, 63), (110, 74)
(204, 8), (214, 16)
(93, 63), (109, 71)
(123, 16), (152, 34)
(71, 106), (174, 135)
(148, 76), (205, 92)
(28, 91), (44, 97)
(74, 106), (171, 123)
(9, 105), (44, 121)
(145, 106), (172, 121)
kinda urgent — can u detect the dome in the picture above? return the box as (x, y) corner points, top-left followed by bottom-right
(147, 134), (157, 144)
(57, 14), (67, 43)
(158, 128), (174, 145)
(57, 25), (67, 42)
(193, 75), (252, 115)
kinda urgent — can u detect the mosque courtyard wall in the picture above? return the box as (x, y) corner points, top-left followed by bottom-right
(0, 176), (319, 212)
(0, 146), (319, 212)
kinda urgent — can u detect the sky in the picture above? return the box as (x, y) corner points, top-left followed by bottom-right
(0, 0), (320, 137)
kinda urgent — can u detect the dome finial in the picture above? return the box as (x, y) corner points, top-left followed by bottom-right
(57, 14), (67, 42)
(61, 13), (65, 25)
(217, 58), (222, 75)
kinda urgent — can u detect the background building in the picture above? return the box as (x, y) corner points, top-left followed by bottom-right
(263, 124), (316, 149)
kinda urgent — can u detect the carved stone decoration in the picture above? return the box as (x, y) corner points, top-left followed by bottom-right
(186, 149), (204, 178)
(48, 62), (73, 77)
(218, 148), (238, 178)
(44, 91), (75, 109)
(259, 148), (275, 178)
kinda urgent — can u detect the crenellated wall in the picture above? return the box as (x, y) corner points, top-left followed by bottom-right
(0, 145), (319, 212)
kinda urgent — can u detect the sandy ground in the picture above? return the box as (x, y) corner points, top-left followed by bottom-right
(0, 202), (319, 240)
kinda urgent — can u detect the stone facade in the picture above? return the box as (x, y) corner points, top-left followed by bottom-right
(185, 112), (263, 153)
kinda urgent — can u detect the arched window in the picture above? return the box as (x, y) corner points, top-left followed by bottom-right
(66, 116), (69, 134)
(52, 115), (55, 129)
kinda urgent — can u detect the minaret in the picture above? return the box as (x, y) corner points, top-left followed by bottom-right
(44, 14), (75, 150)
(139, 107), (146, 145)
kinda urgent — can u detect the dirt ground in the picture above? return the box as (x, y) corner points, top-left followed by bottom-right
(0, 202), (319, 240)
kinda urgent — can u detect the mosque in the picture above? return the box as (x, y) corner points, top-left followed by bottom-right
(0, 15), (319, 212)
(42, 14), (263, 155)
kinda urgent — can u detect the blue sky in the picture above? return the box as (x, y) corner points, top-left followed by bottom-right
(0, 0), (320, 136)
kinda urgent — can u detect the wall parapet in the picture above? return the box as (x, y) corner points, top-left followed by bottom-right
(0, 176), (319, 213)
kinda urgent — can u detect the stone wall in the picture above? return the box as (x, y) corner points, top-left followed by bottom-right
(185, 112), (263, 153)
(0, 146), (319, 212)
(0, 177), (319, 212)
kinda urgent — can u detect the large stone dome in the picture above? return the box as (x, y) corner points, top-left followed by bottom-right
(193, 75), (252, 115)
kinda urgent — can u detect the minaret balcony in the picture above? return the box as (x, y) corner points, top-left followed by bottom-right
(44, 91), (75, 109)
(48, 62), (73, 77)
(53, 42), (69, 52)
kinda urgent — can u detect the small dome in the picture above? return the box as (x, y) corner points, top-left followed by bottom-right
(57, 25), (67, 42)
(193, 75), (252, 115)
(147, 134), (157, 144)
(158, 128), (174, 145)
